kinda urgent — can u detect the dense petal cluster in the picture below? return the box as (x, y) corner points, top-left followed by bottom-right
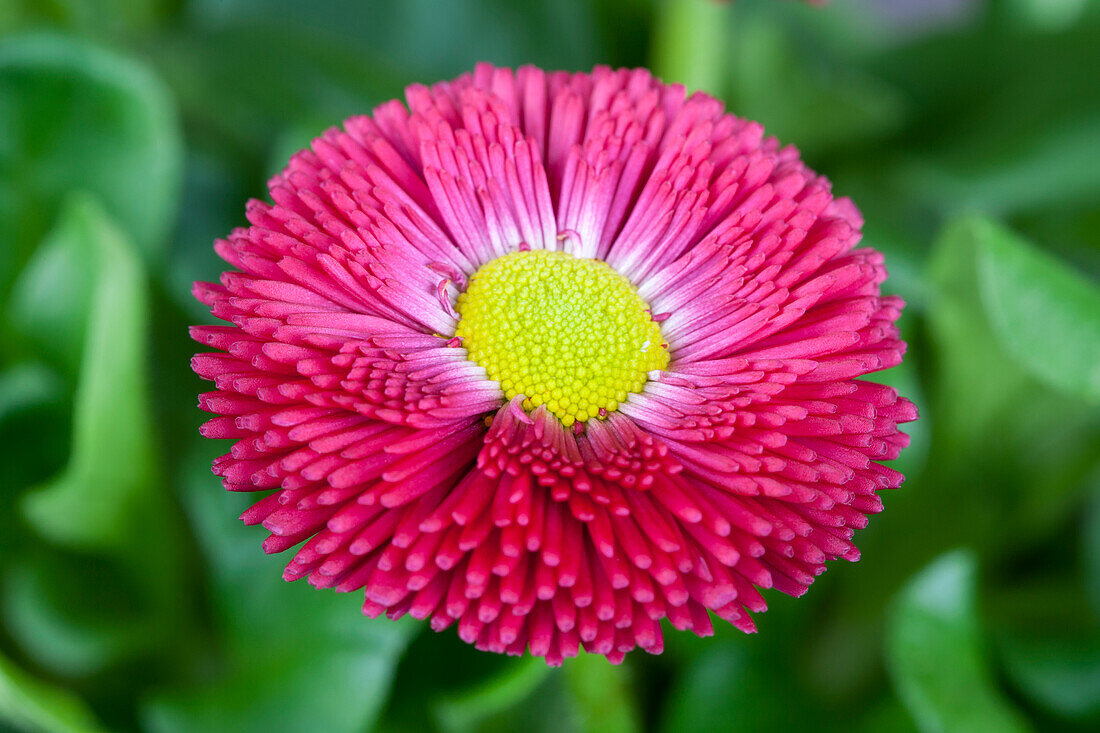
(193, 63), (916, 665)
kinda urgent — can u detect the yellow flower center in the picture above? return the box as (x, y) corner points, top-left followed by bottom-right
(455, 249), (669, 427)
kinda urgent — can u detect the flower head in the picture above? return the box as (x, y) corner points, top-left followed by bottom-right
(192, 64), (916, 665)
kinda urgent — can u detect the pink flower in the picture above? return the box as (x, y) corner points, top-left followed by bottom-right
(192, 64), (916, 665)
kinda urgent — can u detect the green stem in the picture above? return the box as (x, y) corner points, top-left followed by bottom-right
(651, 0), (731, 93)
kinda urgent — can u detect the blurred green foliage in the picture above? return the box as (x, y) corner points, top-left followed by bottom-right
(1, 0), (1099, 731)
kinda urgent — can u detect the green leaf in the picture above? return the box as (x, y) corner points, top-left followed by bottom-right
(0, 363), (61, 427)
(727, 14), (908, 157)
(1000, 635), (1100, 719)
(895, 117), (1100, 217)
(879, 19), (1100, 219)
(434, 657), (552, 733)
(9, 198), (103, 375)
(184, 0), (600, 80)
(660, 642), (830, 733)
(920, 217), (1100, 544)
(143, 438), (415, 733)
(563, 653), (641, 733)
(19, 194), (160, 552)
(5, 196), (180, 679)
(974, 218), (1100, 403)
(167, 151), (249, 320)
(0, 364), (67, 555)
(0, 649), (105, 733)
(1084, 476), (1100, 618)
(926, 217), (1032, 444)
(2, 552), (159, 677)
(424, 668), (585, 733)
(0, 0), (174, 36)
(886, 550), (1032, 733)
(151, 1), (600, 160)
(1006, 0), (1090, 31)
(0, 31), (182, 291)
(853, 700), (921, 733)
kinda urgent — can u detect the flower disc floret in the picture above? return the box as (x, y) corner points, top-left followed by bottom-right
(455, 249), (669, 426)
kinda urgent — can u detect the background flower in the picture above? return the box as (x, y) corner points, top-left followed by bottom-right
(0, 0), (1099, 731)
